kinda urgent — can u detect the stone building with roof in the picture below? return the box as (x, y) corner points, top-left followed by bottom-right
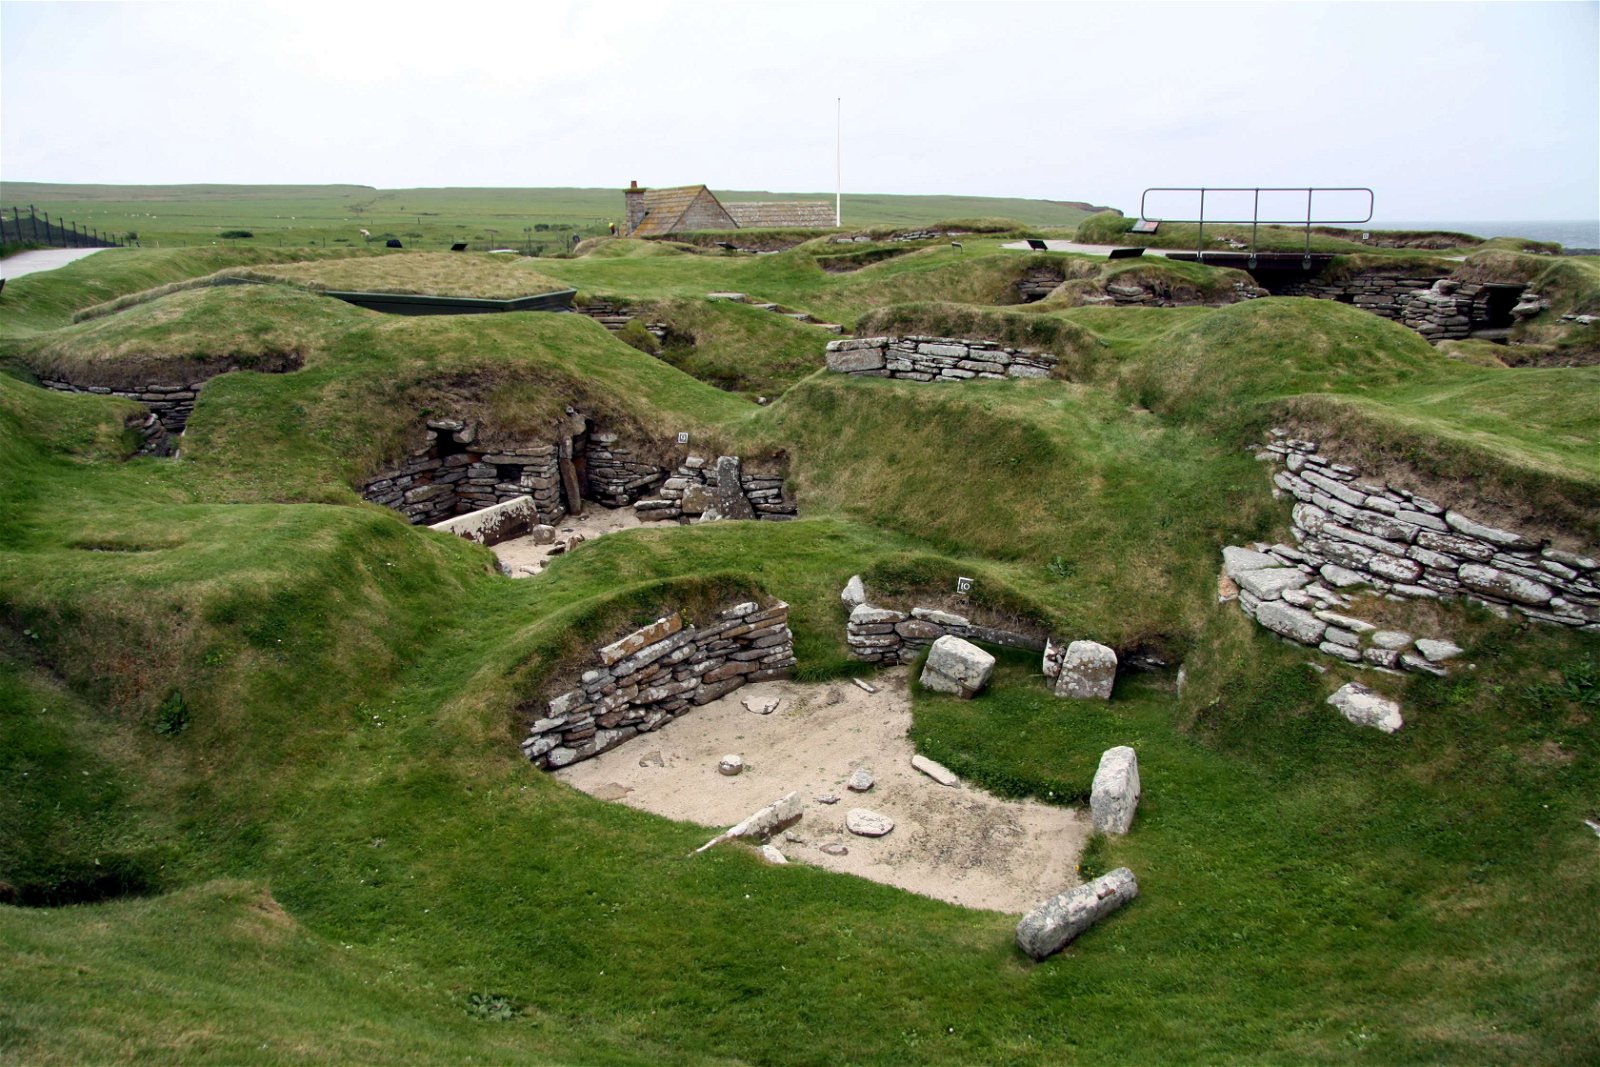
(623, 181), (835, 236)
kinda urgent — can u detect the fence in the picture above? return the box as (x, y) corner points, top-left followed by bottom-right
(1, 205), (127, 249)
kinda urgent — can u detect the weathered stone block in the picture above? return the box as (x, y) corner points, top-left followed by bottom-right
(1053, 640), (1117, 700)
(920, 635), (996, 698)
(599, 614), (685, 666)
(1090, 746), (1140, 835)
(1327, 682), (1403, 733)
(1016, 868), (1139, 961)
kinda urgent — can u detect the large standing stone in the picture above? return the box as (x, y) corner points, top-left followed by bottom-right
(715, 456), (756, 520)
(841, 574), (867, 608)
(1015, 868), (1139, 960)
(1052, 641), (1117, 700)
(1090, 747), (1140, 835)
(1326, 682), (1404, 733)
(920, 635), (996, 698)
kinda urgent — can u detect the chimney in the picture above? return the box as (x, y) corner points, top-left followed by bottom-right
(624, 180), (647, 234)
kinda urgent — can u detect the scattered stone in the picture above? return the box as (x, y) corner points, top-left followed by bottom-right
(850, 677), (878, 695)
(529, 523), (557, 545)
(846, 808), (895, 837)
(1326, 682), (1404, 733)
(742, 696), (781, 715)
(920, 635), (996, 698)
(847, 767), (875, 793)
(1015, 868), (1139, 961)
(1414, 638), (1463, 662)
(823, 688), (844, 706)
(911, 754), (960, 787)
(758, 845), (788, 865)
(841, 574), (867, 608)
(593, 782), (633, 802)
(820, 842), (849, 856)
(1090, 747), (1140, 835)
(637, 750), (664, 769)
(814, 793), (840, 805)
(783, 831), (805, 843)
(696, 791), (805, 853)
(718, 754), (745, 776)
(1052, 640), (1118, 700)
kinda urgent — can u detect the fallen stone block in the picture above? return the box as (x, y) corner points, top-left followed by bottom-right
(920, 635), (996, 698)
(1327, 682), (1403, 733)
(911, 754), (960, 787)
(846, 808), (895, 837)
(1090, 747), (1140, 835)
(1016, 868), (1139, 960)
(696, 791), (805, 853)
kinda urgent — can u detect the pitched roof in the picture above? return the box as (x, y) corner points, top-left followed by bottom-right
(630, 185), (736, 237)
(724, 201), (837, 229)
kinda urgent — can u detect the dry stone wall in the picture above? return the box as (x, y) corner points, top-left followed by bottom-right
(1270, 268), (1543, 343)
(585, 432), (668, 506)
(361, 420), (569, 526)
(1227, 430), (1599, 670)
(1077, 279), (1267, 308)
(826, 336), (1058, 382)
(634, 454), (795, 523)
(522, 600), (796, 770)
(843, 580), (1047, 665)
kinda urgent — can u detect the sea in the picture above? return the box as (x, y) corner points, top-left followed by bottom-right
(1367, 219), (1599, 252)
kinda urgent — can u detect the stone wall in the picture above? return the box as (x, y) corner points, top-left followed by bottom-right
(825, 336), (1058, 382)
(633, 454), (795, 523)
(1077, 279), (1267, 308)
(585, 432), (669, 506)
(1269, 269), (1543, 343)
(361, 420), (568, 526)
(843, 580), (1048, 665)
(1226, 431), (1599, 669)
(1270, 268), (1450, 318)
(522, 599), (795, 770)
(1015, 267), (1064, 303)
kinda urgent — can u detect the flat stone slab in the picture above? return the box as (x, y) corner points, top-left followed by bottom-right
(1052, 640), (1117, 700)
(1090, 746), (1140, 835)
(1016, 867), (1139, 960)
(696, 791), (804, 853)
(1327, 682), (1403, 733)
(847, 767), (875, 792)
(846, 808), (895, 837)
(911, 754), (960, 787)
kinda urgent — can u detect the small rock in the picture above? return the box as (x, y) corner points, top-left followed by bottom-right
(819, 842), (849, 856)
(783, 831), (805, 843)
(823, 688), (844, 706)
(530, 524), (557, 545)
(638, 750), (664, 768)
(593, 782), (633, 802)
(742, 696), (781, 715)
(846, 808), (894, 837)
(1326, 682), (1404, 733)
(850, 677), (878, 694)
(758, 845), (788, 865)
(1414, 638), (1462, 662)
(718, 754), (745, 776)
(814, 793), (840, 805)
(841, 574), (867, 608)
(911, 754), (960, 787)
(847, 767), (875, 792)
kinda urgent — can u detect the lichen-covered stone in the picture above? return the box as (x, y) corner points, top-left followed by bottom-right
(1016, 868), (1139, 960)
(920, 635), (996, 698)
(1052, 640), (1117, 700)
(1090, 747), (1140, 835)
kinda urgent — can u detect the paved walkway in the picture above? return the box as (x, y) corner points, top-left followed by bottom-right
(0, 247), (109, 280)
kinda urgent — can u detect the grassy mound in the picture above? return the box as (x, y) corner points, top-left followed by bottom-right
(226, 251), (569, 299)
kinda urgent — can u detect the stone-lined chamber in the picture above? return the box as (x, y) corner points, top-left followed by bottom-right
(842, 578), (1048, 665)
(825, 336), (1058, 382)
(1227, 430), (1599, 669)
(633, 454), (795, 523)
(521, 599), (796, 770)
(1269, 269), (1543, 343)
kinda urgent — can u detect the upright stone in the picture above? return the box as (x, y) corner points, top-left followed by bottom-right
(841, 574), (867, 608)
(1016, 868), (1139, 960)
(716, 456), (756, 520)
(1090, 747), (1140, 835)
(1053, 641), (1117, 700)
(920, 635), (996, 698)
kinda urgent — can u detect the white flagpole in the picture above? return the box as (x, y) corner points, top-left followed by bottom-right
(835, 97), (842, 228)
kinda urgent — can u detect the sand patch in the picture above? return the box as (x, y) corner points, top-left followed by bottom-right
(492, 505), (647, 577)
(553, 669), (1088, 913)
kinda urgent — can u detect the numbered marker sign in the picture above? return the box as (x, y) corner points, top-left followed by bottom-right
(676, 432), (690, 445)
(956, 577), (973, 594)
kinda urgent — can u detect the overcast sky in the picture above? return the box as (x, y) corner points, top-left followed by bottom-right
(2, 0), (1596, 221)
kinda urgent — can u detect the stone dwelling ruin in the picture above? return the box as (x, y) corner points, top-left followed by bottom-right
(623, 181), (835, 237)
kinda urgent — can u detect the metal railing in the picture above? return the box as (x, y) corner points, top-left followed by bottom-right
(1139, 186), (1374, 266)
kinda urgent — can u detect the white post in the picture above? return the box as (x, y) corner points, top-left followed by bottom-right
(835, 97), (842, 227)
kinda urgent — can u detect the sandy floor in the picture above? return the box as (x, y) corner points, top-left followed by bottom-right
(554, 669), (1088, 914)
(492, 505), (647, 577)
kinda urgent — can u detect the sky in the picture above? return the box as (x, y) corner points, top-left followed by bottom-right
(2, 0), (1596, 222)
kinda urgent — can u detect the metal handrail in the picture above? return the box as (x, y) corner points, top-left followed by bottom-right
(1140, 186), (1374, 264)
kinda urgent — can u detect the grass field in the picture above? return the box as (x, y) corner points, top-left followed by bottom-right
(2, 239), (1597, 1064)
(0, 182), (1103, 253)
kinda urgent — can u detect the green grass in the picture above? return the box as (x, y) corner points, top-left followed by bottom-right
(2, 239), (1598, 1064)
(1, 182), (1100, 252)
